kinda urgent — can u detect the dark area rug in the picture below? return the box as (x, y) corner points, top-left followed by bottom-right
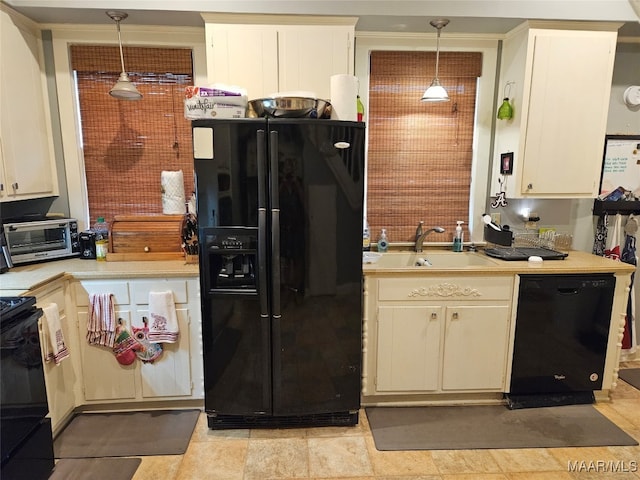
(49, 458), (141, 480)
(619, 368), (640, 390)
(54, 409), (200, 458)
(366, 404), (638, 451)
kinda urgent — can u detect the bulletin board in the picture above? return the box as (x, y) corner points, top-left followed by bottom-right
(599, 135), (640, 196)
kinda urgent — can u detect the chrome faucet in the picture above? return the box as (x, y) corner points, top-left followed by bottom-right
(414, 221), (445, 252)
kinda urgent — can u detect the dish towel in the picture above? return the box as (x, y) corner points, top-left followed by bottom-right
(42, 303), (70, 365)
(87, 293), (116, 347)
(621, 225), (637, 355)
(148, 291), (180, 343)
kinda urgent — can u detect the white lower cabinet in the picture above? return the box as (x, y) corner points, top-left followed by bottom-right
(441, 305), (511, 391)
(31, 279), (78, 433)
(135, 306), (191, 398)
(77, 309), (137, 402)
(72, 277), (203, 404)
(367, 275), (514, 397)
(376, 305), (441, 391)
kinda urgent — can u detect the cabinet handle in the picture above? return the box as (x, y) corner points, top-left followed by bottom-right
(0, 183), (3, 191)
(451, 312), (459, 320)
(12, 182), (18, 190)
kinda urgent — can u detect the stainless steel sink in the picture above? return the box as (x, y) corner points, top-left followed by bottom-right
(374, 251), (500, 268)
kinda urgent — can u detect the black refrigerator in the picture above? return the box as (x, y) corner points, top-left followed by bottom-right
(193, 118), (365, 429)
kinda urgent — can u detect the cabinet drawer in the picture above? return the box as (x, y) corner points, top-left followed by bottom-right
(378, 276), (513, 302)
(130, 280), (188, 304)
(74, 281), (130, 306)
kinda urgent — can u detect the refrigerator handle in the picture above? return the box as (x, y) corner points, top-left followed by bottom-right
(270, 130), (281, 317)
(257, 130), (269, 317)
(257, 130), (266, 209)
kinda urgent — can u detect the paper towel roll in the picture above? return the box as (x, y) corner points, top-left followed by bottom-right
(161, 170), (186, 214)
(330, 74), (358, 121)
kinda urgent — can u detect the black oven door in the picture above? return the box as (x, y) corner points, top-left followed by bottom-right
(0, 306), (53, 477)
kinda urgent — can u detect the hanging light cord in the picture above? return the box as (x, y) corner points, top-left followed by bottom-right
(434, 26), (442, 80)
(115, 17), (126, 75)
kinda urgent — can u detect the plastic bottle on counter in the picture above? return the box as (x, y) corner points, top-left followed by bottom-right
(357, 95), (365, 122)
(363, 219), (371, 252)
(94, 216), (109, 261)
(452, 221), (464, 252)
(377, 229), (389, 253)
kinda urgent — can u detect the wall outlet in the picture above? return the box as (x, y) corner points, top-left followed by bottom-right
(490, 213), (501, 225)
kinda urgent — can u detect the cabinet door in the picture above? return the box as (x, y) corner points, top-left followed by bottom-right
(77, 309), (137, 401)
(205, 23), (279, 100)
(442, 305), (510, 391)
(278, 26), (353, 100)
(37, 285), (76, 433)
(376, 305), (442, 392)
(0, 7), (57, 201)
(133, 307), (192, 398)
(519, 30), (615, 196)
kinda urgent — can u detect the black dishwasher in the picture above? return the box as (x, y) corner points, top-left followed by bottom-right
(508, 274), (615, 409)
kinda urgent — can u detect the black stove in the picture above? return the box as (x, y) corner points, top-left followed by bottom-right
(0, 295), (54, 479)
(0, 296), (36, 322)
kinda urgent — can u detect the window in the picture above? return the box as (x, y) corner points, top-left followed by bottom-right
(366, 50), (482, 242)
(70, 45), (194, 225)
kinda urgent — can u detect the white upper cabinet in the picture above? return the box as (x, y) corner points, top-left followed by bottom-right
(0, 4), (58, 202)
(202, 14), (356, 100)
(492, 22), (619, 198)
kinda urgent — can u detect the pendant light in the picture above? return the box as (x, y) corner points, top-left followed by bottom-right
(421, 19), (450, 103)
(106, 11), (142, 100)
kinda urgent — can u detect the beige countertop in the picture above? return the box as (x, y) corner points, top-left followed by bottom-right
(0, 258), (199, 293)
(0, 250), (634, 294)
(362, 249), (636, 276)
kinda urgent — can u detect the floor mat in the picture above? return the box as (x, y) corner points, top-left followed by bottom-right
(49, 458), (141, 480)
(54, 409), (200, 458)
(619, 368), (640, 390)
(366, 404), (638, 450)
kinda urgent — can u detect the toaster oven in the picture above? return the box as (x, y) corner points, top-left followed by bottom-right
(3, 217), (80, 265)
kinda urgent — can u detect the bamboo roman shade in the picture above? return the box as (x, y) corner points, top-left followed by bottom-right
(70, 46), (194, 226)
(367, 51), (482, 242)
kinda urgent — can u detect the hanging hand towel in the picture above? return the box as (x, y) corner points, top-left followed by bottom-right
(621, 221), (637, 354)
(147, 291), (180, 343)
(592, 214), (608, 256)
(604, 213), (623, 261)
(87, 293), (116, 347)
(42, 303), (70, 365)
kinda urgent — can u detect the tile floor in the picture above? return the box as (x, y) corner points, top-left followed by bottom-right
(129, 362), (640, 480)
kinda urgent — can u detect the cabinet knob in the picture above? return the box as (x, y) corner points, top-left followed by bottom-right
(451, 312), (459, 320)
(430, 312), (437, 320)
(144, 246), (150, 252)
(0, 183), (3, 191)
(527, 183), (533, 190)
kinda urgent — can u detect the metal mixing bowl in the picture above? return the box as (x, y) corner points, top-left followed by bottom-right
(248, 97), (332, 118)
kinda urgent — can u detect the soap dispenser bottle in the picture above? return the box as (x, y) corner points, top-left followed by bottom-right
(363, 219), (371, 252)
(377, 229), (389, 253)
(453, 221), (464, 252)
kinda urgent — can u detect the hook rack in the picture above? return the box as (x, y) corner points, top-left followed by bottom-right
(593, 199), (640, 216)
(503, 81), (515, 99)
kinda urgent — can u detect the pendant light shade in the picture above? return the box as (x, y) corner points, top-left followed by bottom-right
(106, 11), (142, 100)
(421, 19), (450, 103)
